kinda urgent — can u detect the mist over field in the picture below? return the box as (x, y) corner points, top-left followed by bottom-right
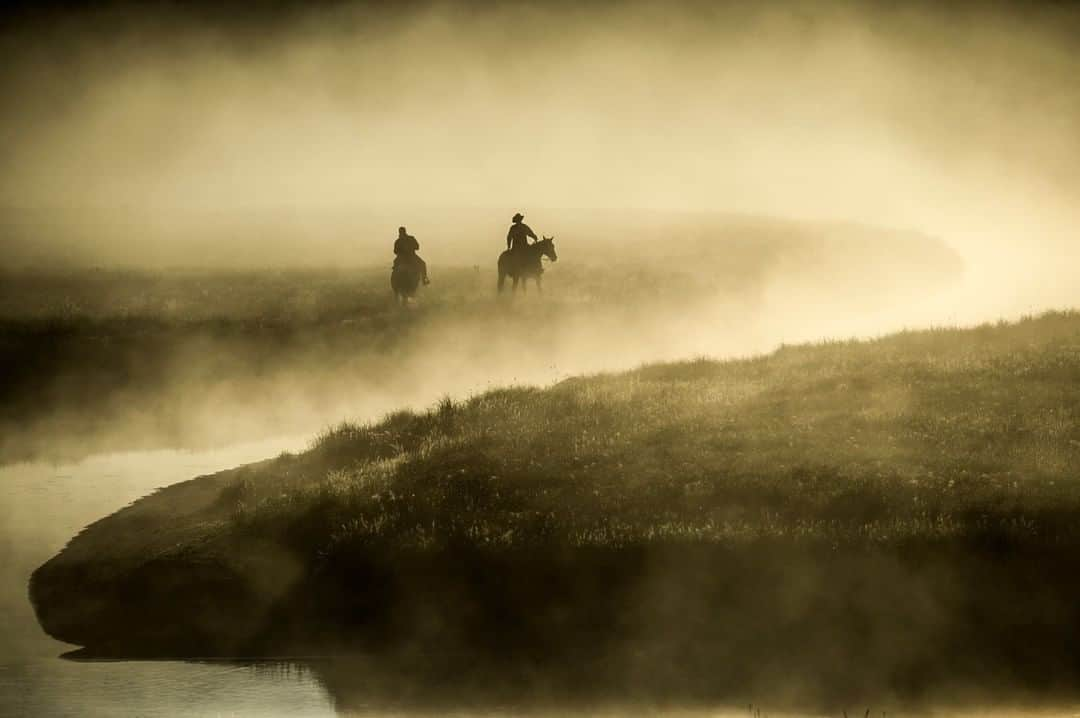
(0, 0), (1077, 308)
(1, 0), (1078, 456)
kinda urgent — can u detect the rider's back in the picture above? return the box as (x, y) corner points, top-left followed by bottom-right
(507, 223), (536, 252)
(394, 234), (419, 256)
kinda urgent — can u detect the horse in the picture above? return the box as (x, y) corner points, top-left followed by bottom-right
(498, 236), (558, 295)
(390, 261), (423, 305)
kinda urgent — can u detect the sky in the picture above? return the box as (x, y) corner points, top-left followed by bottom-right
(0, 0), (1078, 299)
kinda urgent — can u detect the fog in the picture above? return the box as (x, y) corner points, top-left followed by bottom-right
(2, 4), (1080, 712)
(0, 0), (1078, 310)
(3, 0), (1079, 469)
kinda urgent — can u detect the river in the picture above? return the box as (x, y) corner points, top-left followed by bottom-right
(5, 440), (1080, 717)
(0, 436), (340, 717)
(1, 273), (1074, 715)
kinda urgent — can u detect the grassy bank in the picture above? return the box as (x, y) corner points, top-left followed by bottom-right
(0, 220), (959, 463)
(31, 312), (1080, 707)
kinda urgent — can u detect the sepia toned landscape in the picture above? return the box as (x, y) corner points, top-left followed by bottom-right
(2, 0), (1080, 716)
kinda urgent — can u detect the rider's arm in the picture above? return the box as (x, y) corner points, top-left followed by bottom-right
(506, 228), (513, 249)
(526, 225), (538, 240)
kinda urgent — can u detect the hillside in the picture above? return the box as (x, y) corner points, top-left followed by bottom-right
(0, 216), (960, 464)
(30, 312), (1080, 706)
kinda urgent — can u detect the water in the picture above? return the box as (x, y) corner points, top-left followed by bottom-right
(0, 659), (331, 717)
(0, 437), (336, 717)
(2, 430), (1078, 716)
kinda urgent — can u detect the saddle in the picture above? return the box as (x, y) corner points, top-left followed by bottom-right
(504, 248), (542, 274)
(393, 253), (420, 270)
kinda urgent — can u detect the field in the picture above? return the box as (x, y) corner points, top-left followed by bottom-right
(0, 218), (959, 463)
(30, 311), (1080, 710)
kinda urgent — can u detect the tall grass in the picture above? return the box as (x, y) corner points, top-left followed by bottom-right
(30, 312), (1080, 706)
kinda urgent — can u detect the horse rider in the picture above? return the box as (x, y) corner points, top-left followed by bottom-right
(393, 226), (430, 285)
(506, 212), (538, 254)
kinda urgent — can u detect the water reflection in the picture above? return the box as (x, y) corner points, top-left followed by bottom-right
(0, 438), (320, 717)
(0, 659), (333, 717)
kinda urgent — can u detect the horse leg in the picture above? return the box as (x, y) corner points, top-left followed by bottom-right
(497, 270), (505, 294)
(535, 274), (543, 295)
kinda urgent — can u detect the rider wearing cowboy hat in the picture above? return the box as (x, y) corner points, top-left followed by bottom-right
(506, 212), (538, 253)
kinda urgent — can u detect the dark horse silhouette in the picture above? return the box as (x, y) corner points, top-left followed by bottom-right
(498, 236), (557, 294)
(391, 262), (423, 305)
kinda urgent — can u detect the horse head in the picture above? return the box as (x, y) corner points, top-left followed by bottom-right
(539, 236), (558, 262)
